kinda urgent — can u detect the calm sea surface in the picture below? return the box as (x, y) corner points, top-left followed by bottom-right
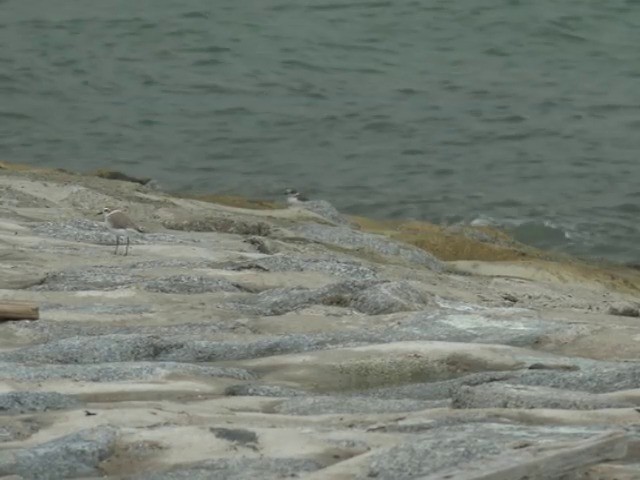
(2, 0), (640, 263)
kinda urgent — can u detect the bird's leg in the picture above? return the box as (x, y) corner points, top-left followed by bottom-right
(114, 235), (120, 255)
(124, 236), (130, 256)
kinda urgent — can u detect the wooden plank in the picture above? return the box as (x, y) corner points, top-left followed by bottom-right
(0, 302), (39, 321)
(420, 431), (627, 480)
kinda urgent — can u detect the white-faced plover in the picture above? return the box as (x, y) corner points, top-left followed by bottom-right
(284, 188), (309, 205)
(98, 207), (144, 256)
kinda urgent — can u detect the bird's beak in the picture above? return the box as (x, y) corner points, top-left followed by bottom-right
(96, 211), (103, 216)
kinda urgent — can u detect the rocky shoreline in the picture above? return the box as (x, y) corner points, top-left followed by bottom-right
(1, 162), (640, 479)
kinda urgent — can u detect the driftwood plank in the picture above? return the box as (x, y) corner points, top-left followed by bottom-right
(420, 431), (628, 480)
(0, 302), (39, 321)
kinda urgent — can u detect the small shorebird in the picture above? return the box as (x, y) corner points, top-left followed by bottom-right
(98, 207), (144, 256)
(284, 188), (309, 205)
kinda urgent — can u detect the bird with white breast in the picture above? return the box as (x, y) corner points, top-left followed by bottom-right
(98, 207), (144, 256)
(284, 188), (310, 205)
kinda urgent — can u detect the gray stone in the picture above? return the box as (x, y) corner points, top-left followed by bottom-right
(228, 286), (316, 316)
(28, 304), (560, 354)
(0, 392), (81, 415)
(32, 218), (118, 245)
(243, 236), (282, 254)
(607, 301), (640, 317)
(142, 275), (243, 294)
(126, 259), (220, 269)
(494, 360), (640, 395)
(131, 458), (322, 480)
(9, 320), (234, 342)
(0, 310), (593, 370)
(0, 333), (333, 364)
(511, 361), (640, 394)
(0, 269), (46, 290)
(1, 335), (171, 364)
(228, 279), (435, 316)
(357, 372), (517, 400)
(227, 255), (379, 280)
(394, 309), (566, 347)
(9, 155), (640, 480)
(32, 267), (143, 291)
(352, 358), (640, 401)
(0, 362), (255, 382)
(5, 426), (117, 480)
(274, 396), (438, 415)
(210, 428), (258, 448)
(32, 219), (190, 246)
(451, 383), (634, 410)
(349, 281), (435, 315)
(162, 215), (271, 236)
(290, 223), (443, 270)
(224, 383), (308, 397)
(158, 335), (350, 363)
(0, 418), (41, 443)
(0, 333), (338, 365)
(42, 303), (152, 315)
(34, 269), (243, 293)
(361, 423), (614, 480)
(294, 199), (354, 227)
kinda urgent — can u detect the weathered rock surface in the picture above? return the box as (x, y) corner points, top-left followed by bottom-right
(1, 166), (640, 479)
(288, 198), (354, 227)
(451, 383), (636, 410)
(227, 279), (436, 316)
(1, 426), (117, 479)
(360, 424), (629, 480)
(0, 391), (81, 414)
(290, 223), (445, 270)
(132, 458), (324, 480)
(0, 361), (255, 382)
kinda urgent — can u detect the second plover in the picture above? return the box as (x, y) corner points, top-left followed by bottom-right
(98, 207), (144, 256)
(284, 188), (309, 205)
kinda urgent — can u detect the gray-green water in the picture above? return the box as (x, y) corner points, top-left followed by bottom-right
(2, 0), (640, 263)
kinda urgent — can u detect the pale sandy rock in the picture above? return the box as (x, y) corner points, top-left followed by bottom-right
(232, 341), (544, 391)
(1, 167), (640, 479)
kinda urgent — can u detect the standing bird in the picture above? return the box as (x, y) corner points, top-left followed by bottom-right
(97, 207), (144, 256)
(284, 188), (309, 205)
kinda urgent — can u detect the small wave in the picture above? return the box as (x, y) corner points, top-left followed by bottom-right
(611, 203), (640, 214)
(586, 103), (640, 114)
(192, 59), (224, 67)
(400, 149), (425, 156)
(213, 107), (251, 116)
(509, 221), (572, 245)
(307, 1), (392, 11)
(187, 83), (256, 95)
(182, 45), (231, 54)
(315, 41), (395, 54)
(181, 11), (209, 19)
(281, 59), (327, 73)
(467, 216), (579, 251)
(469, 216), (499, 228)
(0, 111), (32, 121)
(362, 121), (397, 132)
(138, 119), (161, 127)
